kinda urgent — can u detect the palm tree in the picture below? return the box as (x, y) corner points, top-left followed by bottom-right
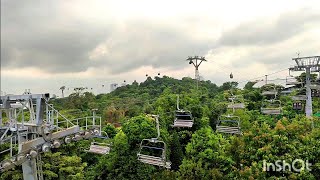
(60, 86), (66, 98)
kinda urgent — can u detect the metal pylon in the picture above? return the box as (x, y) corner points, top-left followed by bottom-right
(289, 55), (320, 120)
(187, 56), (207, 89)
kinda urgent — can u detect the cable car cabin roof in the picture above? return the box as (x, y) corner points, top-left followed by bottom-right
(137, 154), (171, 169)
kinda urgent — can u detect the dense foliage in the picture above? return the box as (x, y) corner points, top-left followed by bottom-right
(1, 74), (320, 180)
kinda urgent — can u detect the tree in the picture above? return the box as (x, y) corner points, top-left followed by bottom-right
(220, 81), (238, 91)
(122, 115), (158, 148)
(244, 81), (259, 90)
(42, 152), (87, 180)
(170, 132), (183, 170)
(103, 124), (118, 138)
(179, 127), (234, 179)
(295, 72), (318, 83)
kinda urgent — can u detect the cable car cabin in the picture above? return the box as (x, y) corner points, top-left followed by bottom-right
(172, 110), (194, 128)
(85, 142), (111, 155)
(216, 115), (242, 135)
(230, 73), (233, 79)
(261, 100), (282, 115)
(137, 138), (171, 169)
(293, 102), (303, 111)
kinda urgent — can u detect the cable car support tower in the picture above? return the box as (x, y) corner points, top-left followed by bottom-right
(0, 93), (107, 180)
(289, 55), (320, 120)
(187, 56), (207, 89)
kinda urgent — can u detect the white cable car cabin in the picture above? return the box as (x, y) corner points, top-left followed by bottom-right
(172, 95), (194, 128)
(261, 100), (282, 115)
(216, 115), (242, 135)
(137, 115), (171, 169)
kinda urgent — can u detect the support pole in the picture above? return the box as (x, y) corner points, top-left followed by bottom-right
(22, 159), (38, 180)
(0, 111), (2, 128)
(195, 68), (199, 90)
(265, 75), (268, 85)
(176, 95), (180, 110)
(305, 67), (313, 118)
(154, 115), (160, 139)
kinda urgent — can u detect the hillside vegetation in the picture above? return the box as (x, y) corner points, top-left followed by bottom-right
(2, 75), (320, 180)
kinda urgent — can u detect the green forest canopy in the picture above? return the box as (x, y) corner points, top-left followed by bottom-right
(1, 74), (320, 180)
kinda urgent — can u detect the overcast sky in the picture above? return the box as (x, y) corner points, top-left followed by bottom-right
(1, 0), (320, 96)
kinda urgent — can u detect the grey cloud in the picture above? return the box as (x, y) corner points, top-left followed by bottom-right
(2, 0), (319, 78)
(98, 22), (211, 73)
(1, 0), (111, 73)
(1, 1), (212, 74)
(217, 9), (320, 46)
(225, 36), (320, 70)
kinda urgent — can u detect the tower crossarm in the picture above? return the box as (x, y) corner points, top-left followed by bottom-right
(291, 56), (320, 69)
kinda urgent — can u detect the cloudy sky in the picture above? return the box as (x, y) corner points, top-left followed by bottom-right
(1, 0), (320, 96)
